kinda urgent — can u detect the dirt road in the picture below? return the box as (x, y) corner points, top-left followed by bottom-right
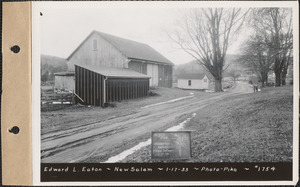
(41, 81), (253, 163)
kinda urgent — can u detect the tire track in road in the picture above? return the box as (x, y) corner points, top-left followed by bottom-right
(41, 81), (252, 163)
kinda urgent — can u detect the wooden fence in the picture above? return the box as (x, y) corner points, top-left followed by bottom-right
(41, 87), (74, 105)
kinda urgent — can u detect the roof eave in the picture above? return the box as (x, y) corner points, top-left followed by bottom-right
(66, 31), (97, 61)
(128, 57), (174, 66)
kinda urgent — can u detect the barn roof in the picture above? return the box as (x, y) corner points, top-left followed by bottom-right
(75, 64), (150, 79)
(67, 31), (173, 65)
(177, 73), (208, 80)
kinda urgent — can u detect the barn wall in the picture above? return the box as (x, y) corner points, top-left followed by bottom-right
(128, 61), (147, 75)
(75, 66), (105, 106)
(68, 32), (128, 71)
(177, 76), (209, 90)
(164, 65), (173, 88)
(54, 75), (75, 91)
(147, 64), (159, 87)
(106, 78), (149, 103)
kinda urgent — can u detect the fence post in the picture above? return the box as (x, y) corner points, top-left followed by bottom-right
(61, 94), (63, 106)
(72, 90), (74, 105)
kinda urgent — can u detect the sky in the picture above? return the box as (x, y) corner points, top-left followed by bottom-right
(37, 2), (262, 65)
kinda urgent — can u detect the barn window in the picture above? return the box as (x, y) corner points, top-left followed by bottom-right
(93, 39), (97, 51)
(188, 80), (191, 86)
(204, 78), (207, 82)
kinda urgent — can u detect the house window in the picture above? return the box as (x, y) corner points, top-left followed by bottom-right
(204, 78), (207, 82)
(93, 39), (97, 51)
(188, 80), (191, 86)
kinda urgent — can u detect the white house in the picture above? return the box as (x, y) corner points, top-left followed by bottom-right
(177, 73), (210, 90)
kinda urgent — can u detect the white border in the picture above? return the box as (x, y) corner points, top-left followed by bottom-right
(32, 1), (299, 186)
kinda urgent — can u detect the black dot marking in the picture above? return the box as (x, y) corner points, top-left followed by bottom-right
(9, 126), (20, 134)
(11, 45), (20, 53)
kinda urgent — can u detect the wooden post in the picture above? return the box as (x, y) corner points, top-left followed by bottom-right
(72, 90), (74, 104)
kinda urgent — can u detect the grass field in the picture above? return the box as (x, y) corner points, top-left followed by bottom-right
(122, 86), (294, 162)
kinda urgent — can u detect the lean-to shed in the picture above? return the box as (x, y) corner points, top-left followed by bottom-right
(75, 64), (150, 107)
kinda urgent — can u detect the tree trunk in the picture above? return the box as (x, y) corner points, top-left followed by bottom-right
(214, 78), (222, 92)
(281, 61), (288, 86)
(281, 74), (286, 85)
(275, 71), (281, 87)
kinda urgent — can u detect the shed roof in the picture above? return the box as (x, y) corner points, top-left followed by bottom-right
(75, 64), (150, 79)
(54, 72), (75, 76)
(177, 73), (208, 80)
(67, 31), (173, 65)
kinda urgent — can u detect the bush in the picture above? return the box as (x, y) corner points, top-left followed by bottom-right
(148, 90), (159, 96)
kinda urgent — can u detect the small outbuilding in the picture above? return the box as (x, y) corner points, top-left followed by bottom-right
(177, 73), (210, 90)
(75, 64), (150, 107)
(54, 72), (75, 91)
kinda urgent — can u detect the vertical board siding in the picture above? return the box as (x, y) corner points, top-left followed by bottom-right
(75, 65), (149, 107)
(106, 78), (149, 103)
(68, 32), (128, 71)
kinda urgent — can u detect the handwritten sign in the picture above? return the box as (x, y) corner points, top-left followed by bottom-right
(151, 131), (191, 160)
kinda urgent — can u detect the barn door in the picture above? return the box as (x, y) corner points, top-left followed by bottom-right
(152, 65), (158, 86)
(147, 64), (159, 87)
(147, 64), (153, 86)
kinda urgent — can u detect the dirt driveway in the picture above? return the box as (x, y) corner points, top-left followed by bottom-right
(41, 81), (253, 163)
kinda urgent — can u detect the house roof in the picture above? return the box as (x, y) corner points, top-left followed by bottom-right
(67, 30), (174, 65)
(177, 73), (208, 80)
(75, 64), (150, 79)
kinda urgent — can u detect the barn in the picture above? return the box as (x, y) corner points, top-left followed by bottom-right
(74, 64), (150, 107)
(66, 30), (173, 88)
(177, 73), (210, 90)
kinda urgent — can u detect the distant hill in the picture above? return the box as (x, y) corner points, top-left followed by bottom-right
(174, 60), (208, 82)
(41, 54), (68, 82)
(174, 54), (247, 82)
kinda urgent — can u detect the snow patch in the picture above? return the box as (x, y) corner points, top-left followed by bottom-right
(141, 95), (194, 109)
(166, 113), (196, 131)
(42, 101), (72, 104)
(104, 139), (151, 163)
(103, 113), (197, 163)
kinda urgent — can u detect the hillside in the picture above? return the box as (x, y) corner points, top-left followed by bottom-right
(41, 54), (68, 82)
(173, 60), (211, 82)
(174, 54), (248, 82)
(122, 86), (293, 162)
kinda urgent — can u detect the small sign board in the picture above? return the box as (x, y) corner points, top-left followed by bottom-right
(151, 131), (191, 160)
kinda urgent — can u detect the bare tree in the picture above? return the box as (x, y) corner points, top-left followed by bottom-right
(249, 8), (293, 87)
(169, 8), (248, 91)
(240, 33), (273, 87)
(227, 68), (241, 83)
